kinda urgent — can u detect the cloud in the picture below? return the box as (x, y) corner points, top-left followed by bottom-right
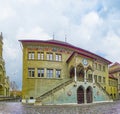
(16, 26), (52, 40)
(0, 0), (120, 90)
(0, 2), (16, 21)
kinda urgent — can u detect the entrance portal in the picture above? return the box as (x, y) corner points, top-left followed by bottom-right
(77, 86), (84, 104)
(86, 86), (93, 103)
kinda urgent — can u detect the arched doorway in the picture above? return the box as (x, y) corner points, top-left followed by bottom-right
(86, 86), (93, 103)
(77, 86), (84, 104)
(0, 85), (3, 96)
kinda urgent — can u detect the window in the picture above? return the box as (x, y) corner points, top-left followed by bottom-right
(56, 69), (61, 78)
(56, 54), (62, 61)
(98, 76), (101, 82)
(94, 75), (97, 82)
(47, 69), (53, 78)
(95, 63), (97, 69)
(37, 68), (44, 77)
(28, 68), (35, 77)
(28, 52), (34, 60)
(38, 52), (44, 60)
(88, 74), (92, 82)
(98, 64), (101, 71)
(47, 53), (53, 61)
(103, 77), (106, 83)
(103, 66), (105, 72)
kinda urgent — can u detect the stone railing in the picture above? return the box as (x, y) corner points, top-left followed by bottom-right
(96, 82), (112, 100)
(36, 79), (73, 101)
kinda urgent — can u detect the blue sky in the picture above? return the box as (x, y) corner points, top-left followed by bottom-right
(0, 0), (120, 90)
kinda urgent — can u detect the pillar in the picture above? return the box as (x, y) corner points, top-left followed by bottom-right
(74, 66), (77, 82)
(84, 89), (87, 104)
(92, 71), (95, 83)
(84, 69), (87, 83)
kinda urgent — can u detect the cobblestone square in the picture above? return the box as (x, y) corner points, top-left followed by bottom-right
(0, 101), (120, 114)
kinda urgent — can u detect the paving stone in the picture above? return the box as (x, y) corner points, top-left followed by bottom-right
(0, 101), (120, 114)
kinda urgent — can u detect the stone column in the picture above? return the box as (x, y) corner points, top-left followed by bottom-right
(84, 68), (87, 83)
(92, 71), (95, 83)
(84, 89), (87, 104)
(74, 66), (77, 82)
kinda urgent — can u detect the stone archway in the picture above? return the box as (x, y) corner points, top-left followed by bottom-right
(76, 64), (84, 81)
(86, 86), (93, 103)
(77, 86), (84, 104)
(0, 84), (3, 96)
(86, 65), (93, 83)
(69, 66), (74, 78)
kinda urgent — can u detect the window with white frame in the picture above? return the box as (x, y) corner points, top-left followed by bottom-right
(28, 52), (35, 60)
(103, 66), (105, 72)
(98, 76), (101, 82)
(94, 75), (97, 82)
(47, 69), (53, 78)
(98, 64), (101, 71)
(37, 68), (44, 77)
(47, 53), (53, 61)
(56, 54), (62, 61)
(56, 69), (61, 78)
(28, 68), (35, 77)
(103, 77), (106, 83)
(38, 52), (44, 60)
(95, 63), (97, 69)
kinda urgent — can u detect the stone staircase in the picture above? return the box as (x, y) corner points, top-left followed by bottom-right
(95, 82), (112, 100)
(36, 79), (73, 102)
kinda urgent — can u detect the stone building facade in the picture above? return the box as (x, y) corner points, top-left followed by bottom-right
(0, 33), (10, 96)
(20, 39), (117, 104)
(109, 62), (120, 99)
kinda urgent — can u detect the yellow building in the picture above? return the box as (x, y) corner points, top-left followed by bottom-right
(0, 33), (10, 96)
(20, 39), (113, 104)
(109, 62), (120, 98)
(108, 74), (118, 100)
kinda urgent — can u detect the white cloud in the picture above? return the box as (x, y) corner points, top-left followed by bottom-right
(0, 2), (16, 21)
(18, 0), (41, 4)
(16, 27), (52, 40)
(3, 39), (18, 61)
(100, 31), (120, 62)
(1, 0), (120, 89)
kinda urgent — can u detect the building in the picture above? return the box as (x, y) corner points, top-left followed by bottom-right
(0, 33), (10, 96)
(108, 74), (118, 100)
(109, 62), (120, 98)
(20, 39), (113, 104)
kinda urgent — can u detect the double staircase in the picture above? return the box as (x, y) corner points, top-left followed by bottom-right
(35, 79), (112, 104)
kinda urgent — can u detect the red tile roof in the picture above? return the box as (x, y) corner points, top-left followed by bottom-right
(109, 74), (118, 80)
(19, 39), (112, 64)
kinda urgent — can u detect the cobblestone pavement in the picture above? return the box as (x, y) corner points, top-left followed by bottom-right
(0, 101), (120, 114)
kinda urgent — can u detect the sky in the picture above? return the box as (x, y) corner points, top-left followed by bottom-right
(0, 0), (120, 90)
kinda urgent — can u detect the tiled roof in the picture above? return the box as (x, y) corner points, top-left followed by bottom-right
(109, 74), (118, 80)
(110, 62), (120, 67)
(19, 39), (112, 64)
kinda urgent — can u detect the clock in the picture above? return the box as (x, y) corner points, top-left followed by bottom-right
(82, 58), (88, 66)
